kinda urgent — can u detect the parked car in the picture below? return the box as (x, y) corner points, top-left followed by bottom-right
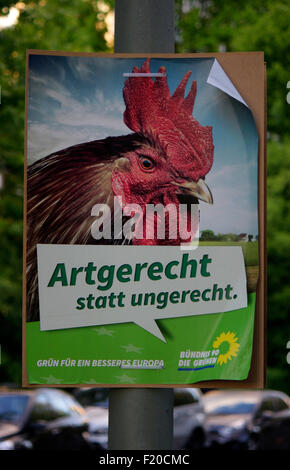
(173, 388), (205, 449)
(0, 388), (92, 450)
(203, 389), (289, 450)
(74, 387), (206, 450)
(254, 408), (290, 450)
(74, 388), (109, 449)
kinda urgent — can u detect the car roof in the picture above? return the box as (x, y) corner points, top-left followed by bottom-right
(0, 388), (34, 396)
(0, 387), (74, 398)
(203, 389), (289, 402)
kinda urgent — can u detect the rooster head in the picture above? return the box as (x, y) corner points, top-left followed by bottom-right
(111, 59), (214, 245)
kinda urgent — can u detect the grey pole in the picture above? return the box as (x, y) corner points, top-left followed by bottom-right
(109, 388), (174, 450)
(109, 0), (175, 450)
(114, 0), (175, 53)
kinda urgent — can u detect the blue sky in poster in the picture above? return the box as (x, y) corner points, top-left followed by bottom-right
(28, 55), (258, 236)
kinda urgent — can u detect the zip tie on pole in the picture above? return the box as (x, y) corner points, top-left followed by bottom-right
(123, 72), (167, 77)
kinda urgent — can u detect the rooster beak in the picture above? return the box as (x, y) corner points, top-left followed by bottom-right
(172, 178), (213, 204)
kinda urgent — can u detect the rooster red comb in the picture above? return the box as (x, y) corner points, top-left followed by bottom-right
(123, 59), (214, 181)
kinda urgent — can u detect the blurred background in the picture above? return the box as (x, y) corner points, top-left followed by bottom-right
(0, 0), (289, 450)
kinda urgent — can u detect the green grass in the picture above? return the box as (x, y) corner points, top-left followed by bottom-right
(199, 241), (259, 266)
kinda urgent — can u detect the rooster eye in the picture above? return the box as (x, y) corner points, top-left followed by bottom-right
(139, 156), (155, 171)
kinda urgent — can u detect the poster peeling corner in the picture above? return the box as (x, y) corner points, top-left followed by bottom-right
(207, 58), (248, 107)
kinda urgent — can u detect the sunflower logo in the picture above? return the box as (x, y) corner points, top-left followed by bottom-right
(213, 331), (240, 365)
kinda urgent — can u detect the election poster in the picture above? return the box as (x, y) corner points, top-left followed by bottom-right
(23, 52), (266, 386)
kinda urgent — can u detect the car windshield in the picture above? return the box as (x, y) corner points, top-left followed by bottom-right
(204, 396), (257, 415)
(0, 395), (29, 423)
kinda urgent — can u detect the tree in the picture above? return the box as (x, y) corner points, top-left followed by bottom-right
(266, 139), (290, 391)
(176, 0), (290, 137)
(222, 233), (239, 242)
(200, 230), (216, 240)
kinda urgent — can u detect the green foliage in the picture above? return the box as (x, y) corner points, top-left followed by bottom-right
(176, 0), (290, 137)
(266, 139), (290, 392)
(200, 229), (216, 240)
(0, 2), (15, 9)
(200, 231), (242, 242)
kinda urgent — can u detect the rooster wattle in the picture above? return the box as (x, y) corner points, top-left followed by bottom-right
(26, 59), (214, 321)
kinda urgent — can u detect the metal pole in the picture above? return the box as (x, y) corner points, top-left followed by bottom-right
(109, 0), (175, 451)
(114, 0), (175, 53)
(109, 388), (174, 450)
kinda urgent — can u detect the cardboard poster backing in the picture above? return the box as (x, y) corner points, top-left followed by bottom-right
(22, 51), (266, 389)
